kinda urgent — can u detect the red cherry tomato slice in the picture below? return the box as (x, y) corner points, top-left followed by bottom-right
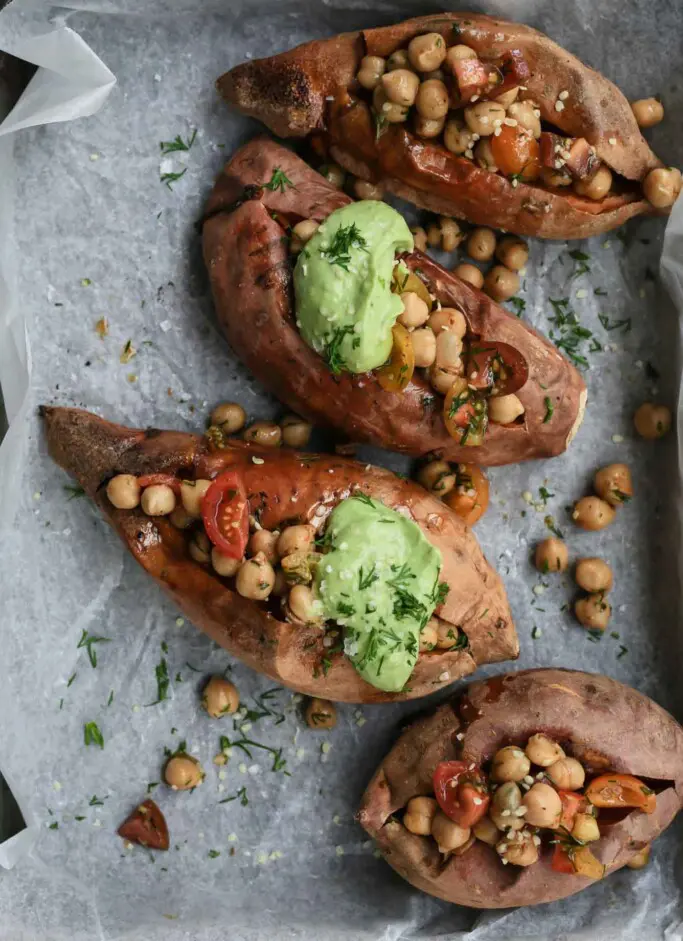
(117, 799), (169, 850)
(491, 125), (541, 181)
(466, 341), (529, 397)
(201, 470), (249, 560)
(585, 774), (656, 814)
(556, 790), (588, 832)
(551, 844), (576, 874)
(138, 473), (181, 495)
(433, 760), (490, 828)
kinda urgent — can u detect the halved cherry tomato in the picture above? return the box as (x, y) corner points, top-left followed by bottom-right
(552, 844), (604, 880)
(391, 265), (433, 310)
(201, 470), (249, 559)
(376, 323), (415, 393)
(556, 790), (589, 832)
(585, 774), (656, 814)
(551, 844), (576, 874)
(491, 125), (541, 182)
(443, 378), (488, 447)
(466, 341), (529, 397)
(444, 464), (489, 526)
(433, 760), (490, 828)
(138, 473), (181, 495)
(118, 798), (169, 850)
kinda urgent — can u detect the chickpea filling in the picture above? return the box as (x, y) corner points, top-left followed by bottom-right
(402, 733), (657, 876)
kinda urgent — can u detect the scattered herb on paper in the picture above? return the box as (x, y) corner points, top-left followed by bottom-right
(77, 629), (111, 668)
(159, 129), (197, 155)
(84, 721), (104, 749)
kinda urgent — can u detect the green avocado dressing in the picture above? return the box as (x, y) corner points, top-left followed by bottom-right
(293, 201), (414, 374)
(314, 494), (444, 693)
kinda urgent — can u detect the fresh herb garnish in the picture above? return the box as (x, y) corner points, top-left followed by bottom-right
(531, 625), (541, 639)
(208, 849), (221, 859)
(598, 314), (632, 333)
(543, 396), (554, 423)
(323, 325), (354, 374)
(336, 600), (356, 617)
(392, 588), (428, 625)
(433, 581), (449, 607)
(220, 786), (249, 806)
(351, 491), (376, 508)
(160, 168), (187, 190)
(64, 484), (85, 500)
(568, 248), (591, 278)
(617, 645), (628, 659)
(77, 629), (111, 668)
(612, 488), (631, 504)
(358, 563), (379, 591)
(544, 515), (564, 539)
(509, 296), (526, 317)
(548, 297), (592, 368)
(321, 222), (368, 272)
(373, 111), (389, 141)
(594, 287), (607, 296)
(67, 673), (77, 688)
(263, 166), (295, 194)
(89, 795), (106, 806)
(160, 130), (197, 155)
(147, 658), (170, 705)
(84, 721), (104, 749)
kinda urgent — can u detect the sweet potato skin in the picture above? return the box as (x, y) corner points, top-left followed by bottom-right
(41, 406), (518, 703)
(359, 669), (683, 906)
(218, 13), (663, 239)
(203, 139), (586, 465)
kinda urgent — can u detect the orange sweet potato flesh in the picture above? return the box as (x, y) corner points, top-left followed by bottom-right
(203, 139), (586, 465)
(359, 669), (683, 906)
(41, 406), (518, 703)
(218, 13), (663, 239)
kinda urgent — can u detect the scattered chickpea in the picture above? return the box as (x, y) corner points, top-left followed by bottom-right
(403, 796), (438, 835)
(372, 86), (409, 124)
(281, 414), (312, 449)
(210, 401), (246, 434)
(483, 266), (520, 302)
(491, 746), (531, 783)
(427, 222), (442, 247)
(522, 782), (561, 828)
(277, 524), (315, 558)
(453, 263), (484, 290)
(235, 551), (276, 600)
(572, 496), (615, 531)
(634, 402), (672, 439)
(464, 101), (506, 137)
(211, 547), (242, 577)
(495, 236), (529, 272)
(164, 754), (204, 790)
(466, 227), (497, 262)
(631, 98), (664, 128)
(643, 167), (681, 209)
(534, 537), (569, 573)
(398, 291), (430, 329)
(169, 505), (193, 530)
(415, 79), (450, 121)
(626, 845), (651, 870)
(435, 331), (464, 372)
(498, 829), (539, 867)
(180, 479), (211, 518)
(435, 621), (461, 649)
(414, 114), (446, 139)
(287, 584), (321, 624)
(243, 421), (282, 448)
(429, 364), (462, 395)
(292, 219), (319, 245)
(247, 528), (279, 564)
(381, 68), (420, 107)
(428, 307), (467, 337)
(575, 593), (612, 631)
(411, 226), (428, 252)
(202, 675), (240, 718)
(490, 782), (524, 831)
(431, 810), (471, 853)
(352, 179), (385, 201)
(417, 459), (456, 496)
(386, 49), (410, 71)
(488, 393), (525, 425)
(572, 813), (600, 843)
(189, 530), (211, 564)
(411, 328), (437, 368)
(472, 815), (499, 846)
(357, 55), (386, 91)
(525, 734), (565, 768)
(593, 463), (633, 507)
(419, 619), (439, 651)
(304, 697), (337, 730)
(321, 163), (346, 188)
(546, 756), (586, 791)
(443, 117), (474, 155)
(507, 100), (541, 139)
(440, 217), (464, 252)
(407, 33), (447, 73)
(473, 138), (498, 172)
(141, 484), (176, 517)
(575, 557), (613, 594)
(107, 474), (140, 510)
(574, 166), (613, 201)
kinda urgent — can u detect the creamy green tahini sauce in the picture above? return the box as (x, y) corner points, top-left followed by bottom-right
(293, 201), (414, 374)
(314, 494), (444, 692)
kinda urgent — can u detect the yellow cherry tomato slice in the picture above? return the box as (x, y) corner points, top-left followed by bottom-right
(443, 378), (488, 446)
(376, 323), (415, 393)
(391, 265), (433, 311)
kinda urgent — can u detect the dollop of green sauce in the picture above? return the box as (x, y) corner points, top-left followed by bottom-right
(293, 201), (414, 374)
(314, 494), (444, 693)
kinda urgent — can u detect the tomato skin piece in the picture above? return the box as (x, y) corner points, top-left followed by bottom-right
(491, 125), (541, 181)
(138, 473), (181, 495)
(453, 57), (489, 99)
(118, 799), (169, 850)
(376, 323), (415, 393)
(585, 774), (656, 814)
(201, 471), (249, 560)
(433, 760), (490, 828)
(556, 790), (588, 832)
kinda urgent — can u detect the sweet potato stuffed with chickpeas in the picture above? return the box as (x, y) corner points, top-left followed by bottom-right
(359, 668), (683, 907)
(42, 406), (518, 703)
(218, 14), (679, 239)
(202, 139), (586, 465)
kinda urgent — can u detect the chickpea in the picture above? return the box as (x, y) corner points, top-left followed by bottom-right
(415, 79), (449, 120)
(398, 291), (430, 329)
(372, 86), (409, 124)
(169, 505), (193, 529)
(357, 54), (386, 91)
(572, 496), (615, 531)
(453, 263), (484, 290)
(419, 618), (439, 651)
(494, 86), (520, 108)
(546, 756), (586, 791)
(435, 331), (464, 372)
(304, 696), (336, 729)
(483, 265), (520, 303)
(522, 782), (561, 828)
(414, 114), (446, 139)
(534, 537), (569, 573)
(473, 138), (498, 172)
(464, 101), (506, 137)
(634, 402), (672, 439)
(575, 557), (613, 593)
(411, 328), (437, 367)
(473, 815), (499, 845)
(466, 227), (497, 263)
(575, 593), (612, 631)
(403, 796), (438, 835)
(431, 810), (471, 853)
(107, 474), (140, 510)
(141, 484), (176, 517)
(498, 829), (539, 867)
(572, 813), (600, 843)
(211, 401), (246, 434)
(321, 163), (345, 188)
(386, 49), (410, 71)
(287, 584), (321, 624)
(180, 479), (211, 518)
(507, 101), (541, 139)
(440, 217), (464, 252)
(444, 117), (474, 156)
(594, 463), (633, 507)
(292, 219), (319, 245)
(445, 44), (477, 71)
(243, 421), (282, 448)
(352, 179), (384, 201)
(417, 460), (456, 496)
(407, 33), (447, 73)
(435, 621), (461, 650)
(427, 222), (442, 248)
(525, 734), (565, 768)
(488, 393), (524, 425)
(428, 307), (467, 337)
(643, 167), (681, 209)
(381, 68), (419, 107)
(626, 845), (651, 870)
(490, 782), (524, 832)
(429, 364), (462, 395)
(411, 225), (428, 253)
(247, 528), (278, 563)
(189, 530), (211, 564)
(495, 236), (529, 272)
(202, 675), (240, 718)
(631, 97), (664, 128)
(277, 523), (315, 558)
(164, 754), (204, 790)
(491, 746), (531, 783)
(281, 414), (312, 449)
(211, 547), (242, 577)
(540, 166), (572, 187)
(574, 165), (613, 201)
(235, 551), (276, 601)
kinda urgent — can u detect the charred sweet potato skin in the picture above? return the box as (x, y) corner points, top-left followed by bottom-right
(358, 669), (683, 906)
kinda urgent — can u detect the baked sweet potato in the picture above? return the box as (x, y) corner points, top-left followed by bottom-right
(218, 13), (674, 239)
(203, 139), (586, 465)
(41, 406), (518, 703)
(359, 668), (683, 906)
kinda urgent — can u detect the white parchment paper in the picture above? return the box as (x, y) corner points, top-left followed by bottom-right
(0, 1), (682, 939)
